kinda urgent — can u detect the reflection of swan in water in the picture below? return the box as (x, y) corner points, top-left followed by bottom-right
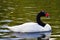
(5, 10), (52, 40)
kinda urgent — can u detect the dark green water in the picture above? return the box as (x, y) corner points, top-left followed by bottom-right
(0, 0), (60, 40)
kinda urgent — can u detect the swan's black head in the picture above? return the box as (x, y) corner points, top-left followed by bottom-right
(38, 10), (49, 17)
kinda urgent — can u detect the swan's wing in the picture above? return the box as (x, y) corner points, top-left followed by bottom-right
(7, 22), (36, 32)
(8, 22), (48, 32)
(16, 22), (43, 32)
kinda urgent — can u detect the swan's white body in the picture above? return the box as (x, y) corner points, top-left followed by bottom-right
(7, 22), (51, 32)
(3, 11), (52, 39)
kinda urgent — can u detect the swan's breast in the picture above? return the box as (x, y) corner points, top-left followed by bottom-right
(43, 24), (51, 31)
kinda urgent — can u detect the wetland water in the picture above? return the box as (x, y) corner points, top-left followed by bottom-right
(0, 0), (60, 40)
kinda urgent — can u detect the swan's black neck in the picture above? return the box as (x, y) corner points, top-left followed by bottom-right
(36, 12), (46, 27)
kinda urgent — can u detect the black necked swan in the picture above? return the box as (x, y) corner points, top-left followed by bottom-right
(5, 10), (52, 40)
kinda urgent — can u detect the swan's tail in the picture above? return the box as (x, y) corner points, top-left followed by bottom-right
(2, 24), (12, 30)
(2, 24), (19, 32)
(2, 24), (23, 32)
(1, 24), (10, 28)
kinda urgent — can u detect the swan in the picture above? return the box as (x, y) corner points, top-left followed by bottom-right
(5, 10), (52, 40)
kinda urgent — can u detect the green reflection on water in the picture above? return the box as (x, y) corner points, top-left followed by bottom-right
(0, 0), (60, 40)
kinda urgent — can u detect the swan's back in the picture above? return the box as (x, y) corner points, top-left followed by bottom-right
(8, 22), (51, 32)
